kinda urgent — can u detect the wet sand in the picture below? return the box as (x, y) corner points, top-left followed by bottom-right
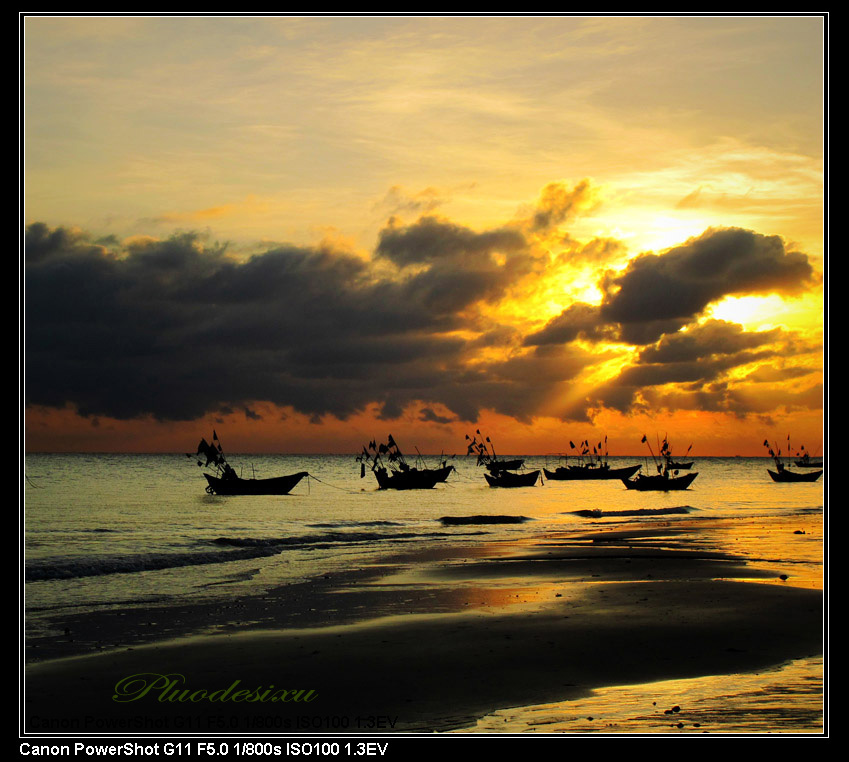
(23, 517), (824, 735)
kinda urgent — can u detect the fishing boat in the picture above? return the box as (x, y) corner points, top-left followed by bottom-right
(203, 470), (309, 496)
(357, 435), (454, 490)
(763, 438), (822, 483)
(794, 451), (823, 468)
(661, 439), (694, 470)
(543, 437), (639, 480)
(767, 467), (822, 483)
(544, 463), (641, 481)
(624, 434), (699, 491)
(622, 470), (698, 491)
(189, 433), (308, 496)
(484, 469), (541, 488)
(465, 431), (524, 473)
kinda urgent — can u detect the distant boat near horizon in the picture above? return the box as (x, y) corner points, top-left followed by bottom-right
(794, 452), (823, 468)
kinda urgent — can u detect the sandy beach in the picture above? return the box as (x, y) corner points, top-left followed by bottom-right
(23, 513), (824, 736)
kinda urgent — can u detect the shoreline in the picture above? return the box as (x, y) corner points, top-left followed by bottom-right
(23, 516), (824, 735)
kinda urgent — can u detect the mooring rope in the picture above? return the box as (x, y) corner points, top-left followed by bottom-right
(304, 473), (362, 494)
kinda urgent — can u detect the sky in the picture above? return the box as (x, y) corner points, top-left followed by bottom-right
(23, 14), (826, 456)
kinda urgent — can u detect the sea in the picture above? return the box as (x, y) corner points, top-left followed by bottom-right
(22, 453), (826, 734)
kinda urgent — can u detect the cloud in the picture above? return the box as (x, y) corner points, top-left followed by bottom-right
(526, 226), (817, 347)
(24, 216), (585, 424)
(599, 227), (816, 331)
(529, 180), (595, 232)
(636, 319), (784, 364)
(523, 303), (612, 346)
(589, 320), (816, 416)
(24, 208), (821, 428)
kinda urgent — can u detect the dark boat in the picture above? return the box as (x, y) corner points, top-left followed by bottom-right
(794, 452), (823, 468)
(665, 460), (693, 470)
(484, 469), (541, 488)
(204, 470), (309, 495)
(622, 471), (698, 491)
(544, 463), (640, 481)
(466, 431), (524, 473)
(768, 468), (823, 483)
(764, 438), (822, 483)
(189, 433), (308, 496)
(358, 435), (454, 490)
(373, 464), (455, 490)
(545, 436), (639, 480)
(626, 434), (698, 490)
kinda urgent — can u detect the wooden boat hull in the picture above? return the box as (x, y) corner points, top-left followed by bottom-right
(543, 464), (640, 481)
(374, 465), (454, 490)
(794, 460), (823, 469)
(204, 471), (309, 496)
(666, 461), (693, 470)
(768, 469), (822, 483)
(622, 472), (698, 491)
(484, 470), (541, 488)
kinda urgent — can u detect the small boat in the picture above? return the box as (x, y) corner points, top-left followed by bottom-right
(764, 438), (822, 483)
(484, 469), (541, 488)
(794, 451), (823, 468)
(544, 436), (640, 480)
(622, 471), (698, 491)
(204, 470), (309, 496)
(544, 463), (640, 481)
(768, 468), (823, 483)
(664, 460), (693, 470)
(661, 438), (693, 470)
(466, 431), (524, 473)
(373, 463), (455, 490)
(626, 434), (698, 490)
(189, 433), (308, 495)
(357, 435), (454, 490)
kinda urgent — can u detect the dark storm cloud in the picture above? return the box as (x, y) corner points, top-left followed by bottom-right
(26, 218), (593, 423)
(526, 227), (816, 347)
(24, 213), (820, 426)
(589, 320), (813, 416)
(598, 227), (815, 330)
(636, 320), (784, 365)
(522, 303), (612, 346)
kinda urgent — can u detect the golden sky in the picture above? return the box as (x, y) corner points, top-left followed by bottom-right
(23, 15), (826, 455)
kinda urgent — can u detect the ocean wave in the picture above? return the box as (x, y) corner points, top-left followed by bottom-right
(211, 530), (440, 548)
(24, 546), (282, 581)
(26, 529), (457, 582)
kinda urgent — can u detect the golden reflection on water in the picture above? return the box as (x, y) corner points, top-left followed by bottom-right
(455, 656), (823, 734)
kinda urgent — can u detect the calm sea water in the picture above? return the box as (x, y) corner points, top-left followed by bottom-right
(23, 454), (825, 637)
